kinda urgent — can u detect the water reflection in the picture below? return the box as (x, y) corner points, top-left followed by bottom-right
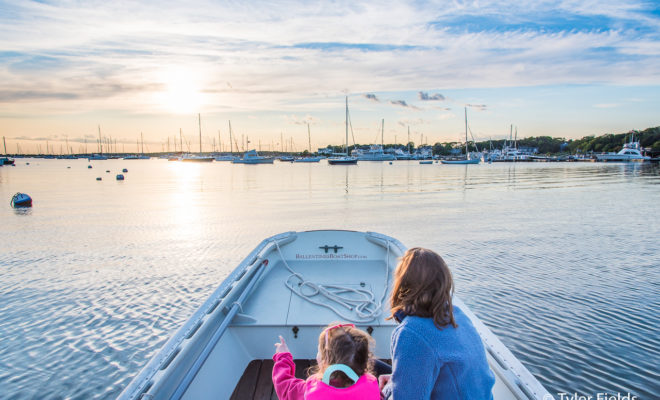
(13, 207), (33, 216)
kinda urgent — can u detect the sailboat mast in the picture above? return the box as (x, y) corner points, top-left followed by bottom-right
(180, 128), (183, 154)
(98, 125), (102, 155)
(464, 107), (468, 157)
(381, 118), (384, 147)
(229, 121), (233, 154)
(345, 96), (348, 154)
(3, 136), (6, 155)
(141, 132), (144, 154)
(307, 123), (311, 153)
(198, 113), (202, 154)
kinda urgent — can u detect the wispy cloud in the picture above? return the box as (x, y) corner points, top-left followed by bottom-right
(364, 93), (379, 102)
(283, 114), (319, 125)
(389, 100), (420, 110)
(467, 104), (487, 111)
(419, 91), (445, 101)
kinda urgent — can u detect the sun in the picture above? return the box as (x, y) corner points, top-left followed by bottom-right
(155, 68), (204, 114)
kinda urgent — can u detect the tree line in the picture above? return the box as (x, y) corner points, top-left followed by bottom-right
(324, 126), (660, 156)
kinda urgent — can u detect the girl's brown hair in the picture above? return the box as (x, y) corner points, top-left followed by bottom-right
(389, 247), (457, 328)
(310, 323), (374, 388)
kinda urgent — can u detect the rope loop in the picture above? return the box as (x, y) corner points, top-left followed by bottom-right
(271, 238), (391, 323)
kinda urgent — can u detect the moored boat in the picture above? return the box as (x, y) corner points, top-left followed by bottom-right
(181, 154), (214, 162)
(118, 230), (552, 400)
(214, 154), (236, 162)
(441, 107), (480, 165)
(232, 149), (274, 164)
(596, 133), (650, 162)
(329, 97), (358, 166)
(293, 156), (322, 163)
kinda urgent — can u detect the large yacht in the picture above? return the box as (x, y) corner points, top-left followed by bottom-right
(596, 135), (650, 162)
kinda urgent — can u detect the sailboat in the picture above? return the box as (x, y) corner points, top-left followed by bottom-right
(124, 133), (150, 159)
(182, 114), (214, 162)
(328, 96), (358, 165)
(215, 121), (237, 161)
(294, 123), (322, 162)
(88, 126), (109, 160)
(441, 107), (480, 165)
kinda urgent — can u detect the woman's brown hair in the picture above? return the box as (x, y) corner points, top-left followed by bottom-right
(309, 323), (374, 387)
(389, 247), (457, 328)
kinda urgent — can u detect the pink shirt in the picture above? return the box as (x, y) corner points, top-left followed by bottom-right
(272, 352), (380, 400)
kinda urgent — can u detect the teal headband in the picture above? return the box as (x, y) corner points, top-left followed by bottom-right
(322, 364), (360, 385)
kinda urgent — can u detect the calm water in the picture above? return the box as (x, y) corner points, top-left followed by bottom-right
(1, 159), (658, 399)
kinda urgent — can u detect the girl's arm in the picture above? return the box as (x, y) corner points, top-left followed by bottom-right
(272, 352), (306, 400)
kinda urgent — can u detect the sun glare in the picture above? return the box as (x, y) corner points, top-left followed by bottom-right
(156, 68), (204, 114)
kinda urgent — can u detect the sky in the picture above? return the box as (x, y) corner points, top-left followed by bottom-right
(1, 0), (659, 154)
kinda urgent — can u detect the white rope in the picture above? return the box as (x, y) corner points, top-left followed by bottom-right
(272, 238), (391, 323)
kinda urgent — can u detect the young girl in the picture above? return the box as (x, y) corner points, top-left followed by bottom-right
(272, 323), (380, 399)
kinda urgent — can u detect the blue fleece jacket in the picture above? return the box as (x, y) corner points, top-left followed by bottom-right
(388, 306), (495, 400)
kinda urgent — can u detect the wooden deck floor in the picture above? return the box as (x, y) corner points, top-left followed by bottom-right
(230, 359), (316, 400)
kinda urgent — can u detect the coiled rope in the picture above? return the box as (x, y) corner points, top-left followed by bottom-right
(272, 238), (391, 323)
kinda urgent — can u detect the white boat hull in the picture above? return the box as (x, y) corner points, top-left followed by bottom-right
(441, 158), (481, 164)
(119, 230), (552, 400)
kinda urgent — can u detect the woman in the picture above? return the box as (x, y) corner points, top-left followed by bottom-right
(381, 247), (495, 399)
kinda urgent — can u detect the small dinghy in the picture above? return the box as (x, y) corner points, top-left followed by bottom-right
(116, 174), (125, 180)
(10, 192), (32, 207)
(119, 230), (551, 400)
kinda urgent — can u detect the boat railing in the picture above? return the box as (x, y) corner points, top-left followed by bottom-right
(454, 297), (553, 400)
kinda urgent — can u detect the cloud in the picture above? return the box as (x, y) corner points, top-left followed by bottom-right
(364, 93), (379, 102)
(397, 118), (428, 127)
(283, 114), (319, 125)
(418, 91), (445, 101)
(388, 100), (421, 110)
(466, 104), (487, 111)
(0, 91), (79, 102)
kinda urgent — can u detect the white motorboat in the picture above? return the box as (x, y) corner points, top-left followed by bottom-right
(118, 230), (552, 400)
(232, 149), (274, 164)
(293, 156), (322, 163)
(596, 135), (650, 162)
(356, 120), (396, 161)
(355, 145), (396, 161)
